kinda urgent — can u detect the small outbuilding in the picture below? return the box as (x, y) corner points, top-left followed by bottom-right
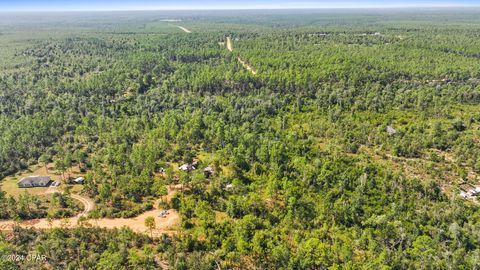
(179, 164), (190, 172)
(73, 177), (85, 184)
(179, 161), (198, 172)
(192, 160), (199, 167)
(17, 176), (52, 188)
(204, 166), (214, 177)
(470, 187), (480, 196)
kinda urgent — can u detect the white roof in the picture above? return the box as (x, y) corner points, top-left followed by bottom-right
(179, 164), (189, 171)
(74, 177), (85, 183)
(386, 126), (397, 135)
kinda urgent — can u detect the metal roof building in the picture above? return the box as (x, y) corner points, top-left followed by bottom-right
(17, 176), (52, 188)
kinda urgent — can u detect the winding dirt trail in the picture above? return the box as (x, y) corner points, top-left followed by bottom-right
(0, 185), (181, 236)
(44, 185), (93, 217)
(70, 194), (94, 217)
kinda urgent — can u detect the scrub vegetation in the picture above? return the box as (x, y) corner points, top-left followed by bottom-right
(1, 9), (480, 269)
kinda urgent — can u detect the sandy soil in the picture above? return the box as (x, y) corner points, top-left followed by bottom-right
(176, 26), (191, 33)
(226, 36), (233, 52)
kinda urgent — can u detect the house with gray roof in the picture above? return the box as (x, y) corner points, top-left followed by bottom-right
(17, 176), (52, 188)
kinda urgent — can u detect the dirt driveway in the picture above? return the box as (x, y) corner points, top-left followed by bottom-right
(0, 185), (181, 236)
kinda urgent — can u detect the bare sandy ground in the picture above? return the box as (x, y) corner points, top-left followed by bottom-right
(176, 26), (192, 33)
(227, 36), (233, 52)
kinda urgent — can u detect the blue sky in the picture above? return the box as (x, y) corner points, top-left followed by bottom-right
(1, 0), (479, 11)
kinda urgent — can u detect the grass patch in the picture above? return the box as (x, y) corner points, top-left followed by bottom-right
(0, 163), (85, 198)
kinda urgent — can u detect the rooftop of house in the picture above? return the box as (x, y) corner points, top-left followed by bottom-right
(17, 175), (51, 186)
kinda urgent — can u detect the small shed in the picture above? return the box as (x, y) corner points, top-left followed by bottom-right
(73, 177), (85, 184)
(180, 161), (198, 172)
(179, 164), (190, 172)
(17, 176), (52, 188)
(204, 166), (214, 177)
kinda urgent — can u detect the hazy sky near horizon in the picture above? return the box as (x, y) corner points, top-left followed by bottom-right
(1, 0), (479, 11)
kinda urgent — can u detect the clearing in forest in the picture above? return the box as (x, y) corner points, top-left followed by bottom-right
(226, 36), (257, 75)
(1, 163), (85, 198)
(0, 185), (181, 236)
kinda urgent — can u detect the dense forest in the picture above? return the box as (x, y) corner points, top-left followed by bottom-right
(1, 9), (480, 269)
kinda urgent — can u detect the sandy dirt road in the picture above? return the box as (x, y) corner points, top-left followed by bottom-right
(226, 36), (257, 75)
(44, 185), (93, 217)
(70, 193), (94, 217)
(176, 25), (191, 33)
(237, 57), (257, 75)
(227, 36), (233, 52)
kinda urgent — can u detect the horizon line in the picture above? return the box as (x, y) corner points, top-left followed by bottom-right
(2, 5), (480, 13)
